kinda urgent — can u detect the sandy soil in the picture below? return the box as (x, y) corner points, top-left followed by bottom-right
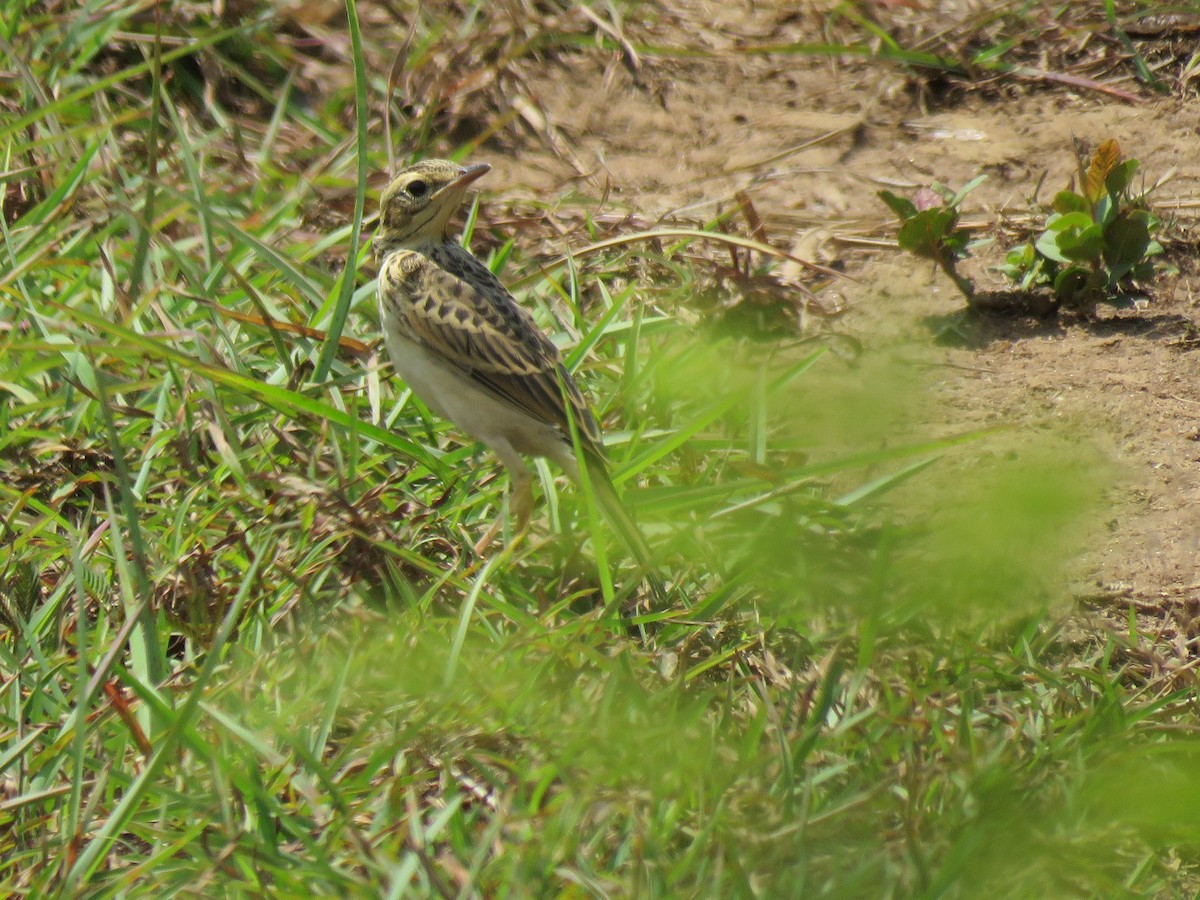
(470, 1), (1200, 642)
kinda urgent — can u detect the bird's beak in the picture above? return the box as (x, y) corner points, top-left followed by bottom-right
(446, 163), (491, 193)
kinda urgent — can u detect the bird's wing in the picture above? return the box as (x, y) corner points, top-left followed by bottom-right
(379, 247), (604, 456)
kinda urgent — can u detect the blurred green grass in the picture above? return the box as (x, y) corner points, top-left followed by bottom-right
(2, 0), (1199, 896)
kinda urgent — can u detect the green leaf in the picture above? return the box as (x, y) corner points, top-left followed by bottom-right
(1052, 265), (1091, 300)
(1131, 261), (1156, 281)
(1004, 244), (1034, 268)
(878, 190), (917, 220)
(1051, 191), (1088, 215)
(1037, 214), (1102, 264)
(1104, 212), (1153, 281)
(999, 243), (1049, 290)
(950, 174), (987, 206)
(1035, 230), (1066, 263)
(1046, 212), (1094, 233)
(1059, 222), (1105, 263)
(928, 182), (956, 204)
(942, 225), (970, 255)
(1105, 159), (1139, 198)
(896, 209), (958, 258)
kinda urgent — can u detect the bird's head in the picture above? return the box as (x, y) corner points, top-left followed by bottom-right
(372, 159), (491, 261)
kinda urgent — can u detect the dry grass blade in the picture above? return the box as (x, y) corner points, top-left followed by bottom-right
(384, 7), (423, 173)
(192, 297), (375, 357)
(1010, 65), (1145, 103)
(509, 88), (594, 182)
(508, 227), (849, 291)
(578, 3), (641, 82)
(724, 122), (865, 174)
(735, 190), (768, 245)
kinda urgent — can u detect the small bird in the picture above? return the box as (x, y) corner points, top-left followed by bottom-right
(372, 158), (658, 585)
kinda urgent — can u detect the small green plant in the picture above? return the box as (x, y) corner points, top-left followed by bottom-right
(879, 176), (986, 306)
(1001, 139), (1163, 312)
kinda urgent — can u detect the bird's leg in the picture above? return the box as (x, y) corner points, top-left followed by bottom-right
(473, 454), (533, 555)
(509, 468), (534, 533)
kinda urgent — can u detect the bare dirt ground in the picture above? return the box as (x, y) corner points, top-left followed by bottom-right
(472, 2), (1200, 646)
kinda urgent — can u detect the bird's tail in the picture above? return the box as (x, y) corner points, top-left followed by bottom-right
(583, 452), (668, 609)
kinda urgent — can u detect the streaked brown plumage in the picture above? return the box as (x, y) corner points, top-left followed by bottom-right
(372, 159), (657, 582)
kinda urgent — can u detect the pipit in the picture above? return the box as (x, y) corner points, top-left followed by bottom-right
(372, 159), (658, 582)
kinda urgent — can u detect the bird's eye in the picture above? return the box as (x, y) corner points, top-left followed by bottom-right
(407, 180), (429, 198)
